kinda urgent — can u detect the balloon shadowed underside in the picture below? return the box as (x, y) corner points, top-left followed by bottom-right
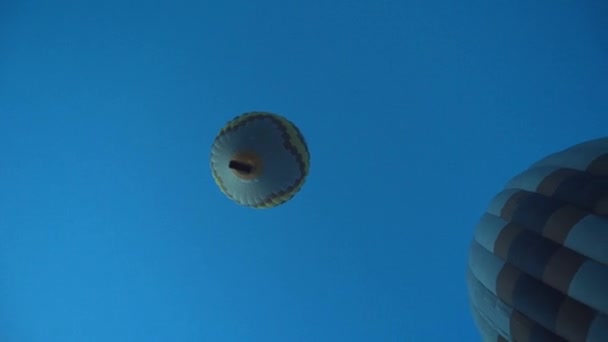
(467, 137), (608, 342)
(210, 112), (310, 209)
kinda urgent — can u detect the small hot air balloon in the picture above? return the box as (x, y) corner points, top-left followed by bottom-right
(210, 111), (310, 209)
(467, 137), (608, 341)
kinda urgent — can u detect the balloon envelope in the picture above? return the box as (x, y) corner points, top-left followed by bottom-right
(210, 112), (310, 209)
(467, 137), (608, 341)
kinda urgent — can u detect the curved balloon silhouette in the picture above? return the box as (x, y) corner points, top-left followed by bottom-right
(210, 112), (310, 208)
(467, 137), (608, 341)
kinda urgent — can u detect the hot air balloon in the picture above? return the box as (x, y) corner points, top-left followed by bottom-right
(467, 137), (608, 341)
(210, 111), (310, 209)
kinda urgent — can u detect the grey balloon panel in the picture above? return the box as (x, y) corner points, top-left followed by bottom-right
(565, 215), (608, 265)
(588, 315), (608, 342)
(571, 261), (608, 314)
(469, 301), (505, 342)
(467, 267), (512, 341)
(469, 240), (504, 295)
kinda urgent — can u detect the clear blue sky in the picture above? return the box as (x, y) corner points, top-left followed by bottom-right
(1, 1), (606, 341)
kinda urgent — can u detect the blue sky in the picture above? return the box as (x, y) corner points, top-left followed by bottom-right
(0, 1), (606, 341)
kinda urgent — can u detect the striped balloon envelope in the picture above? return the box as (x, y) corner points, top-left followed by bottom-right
(467, 137), (608, 342)
(210, 112), (310, 209)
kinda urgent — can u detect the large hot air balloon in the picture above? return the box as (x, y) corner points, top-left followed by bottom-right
(467, 137), (608, 342)
(210, 111), (310, 209)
